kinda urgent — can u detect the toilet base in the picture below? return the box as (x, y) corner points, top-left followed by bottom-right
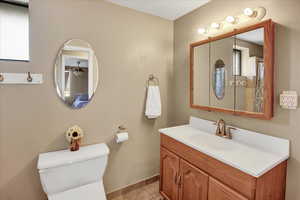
(48, 181), (106, 200)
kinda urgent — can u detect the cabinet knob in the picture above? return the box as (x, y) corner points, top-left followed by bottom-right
(177, 175), (182, 187)
(174, 172), (178, 184)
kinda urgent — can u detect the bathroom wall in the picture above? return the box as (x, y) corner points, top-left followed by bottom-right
(173, 0), (300, 199)
(0, 0), (173, 199)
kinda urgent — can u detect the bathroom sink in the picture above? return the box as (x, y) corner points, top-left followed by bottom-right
(187, 133), (235, 151)
(159, 116), (290, 177)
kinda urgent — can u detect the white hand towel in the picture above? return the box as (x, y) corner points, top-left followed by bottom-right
(145, 85), (161, 119)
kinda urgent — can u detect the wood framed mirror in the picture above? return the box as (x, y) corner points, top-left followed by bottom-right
(190, 20), (274, 120)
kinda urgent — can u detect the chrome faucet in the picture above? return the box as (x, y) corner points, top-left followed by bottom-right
(214, 119), (236, 139)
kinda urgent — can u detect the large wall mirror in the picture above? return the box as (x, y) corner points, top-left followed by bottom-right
(190, 20), (274, 119)
(54, 39), (99, 109)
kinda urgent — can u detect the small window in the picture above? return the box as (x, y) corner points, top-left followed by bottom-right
(0, 0), (29, 61)
(233, 49), (242, 76)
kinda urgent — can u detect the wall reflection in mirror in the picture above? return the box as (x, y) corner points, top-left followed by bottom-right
(54, 39), (99, 109)
(210, 36), (235, 110)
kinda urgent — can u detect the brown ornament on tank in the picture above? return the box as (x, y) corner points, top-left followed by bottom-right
(65, 125), (84, 151)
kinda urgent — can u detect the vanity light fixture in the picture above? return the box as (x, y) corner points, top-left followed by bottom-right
(196, 7), (266, 37)
(197, 28), (207, 34)
(243, 8), (256, 17)
(211, 22), (220, 29)
(226, 16), (236, 24)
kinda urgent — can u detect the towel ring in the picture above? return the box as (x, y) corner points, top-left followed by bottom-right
(147, 74), (159, 86)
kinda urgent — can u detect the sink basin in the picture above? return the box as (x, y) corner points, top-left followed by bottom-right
(188, 133), (234, 151)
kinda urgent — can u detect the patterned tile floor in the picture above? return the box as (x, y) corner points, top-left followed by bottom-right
(108, 180), (163, 200)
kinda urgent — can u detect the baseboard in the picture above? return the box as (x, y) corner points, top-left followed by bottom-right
(106, 174), (160, 199)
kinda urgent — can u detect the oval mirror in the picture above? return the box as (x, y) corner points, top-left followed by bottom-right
(213, 59), (225, 100)
(54, 39), (99, 109)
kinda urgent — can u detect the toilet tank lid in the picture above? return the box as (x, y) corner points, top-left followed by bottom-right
(37, 143), (109, 170)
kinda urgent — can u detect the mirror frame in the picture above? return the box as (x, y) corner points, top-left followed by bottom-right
(190, 19), (274, 120)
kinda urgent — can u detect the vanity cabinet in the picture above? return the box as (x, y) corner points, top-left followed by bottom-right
(160, 134), (287, 200)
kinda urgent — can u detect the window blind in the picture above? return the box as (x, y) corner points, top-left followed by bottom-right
(0, 2), (29, 61)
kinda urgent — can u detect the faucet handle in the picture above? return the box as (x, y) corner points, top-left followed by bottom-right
(227, 126), (236, 130)
(227, 126), (237, 133)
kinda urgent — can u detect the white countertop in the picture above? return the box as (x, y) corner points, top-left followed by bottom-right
(159, 117), (289, 178)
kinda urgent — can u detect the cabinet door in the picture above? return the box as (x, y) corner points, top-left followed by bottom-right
(178, 159), (209, 200)
(209, 177), (249, 200)
(160, 148), (180, 200)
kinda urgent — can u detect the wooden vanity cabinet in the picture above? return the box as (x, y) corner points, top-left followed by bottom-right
(160, 134), (287, 200)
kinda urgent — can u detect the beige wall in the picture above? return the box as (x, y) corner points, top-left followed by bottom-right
(173, 0), (300, 199)
(0, 0), (173, 199)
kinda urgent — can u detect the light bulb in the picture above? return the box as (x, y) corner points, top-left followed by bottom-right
(244, 8), (254, 17)
(197, 28), (206, 34)
(226, 16), (236, 24)
(211, 22), (220, 29)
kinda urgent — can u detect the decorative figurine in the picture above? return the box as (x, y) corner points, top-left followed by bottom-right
(65, 125), (84, 151)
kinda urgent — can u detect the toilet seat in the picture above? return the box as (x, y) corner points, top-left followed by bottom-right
(48, 182), (106, 200)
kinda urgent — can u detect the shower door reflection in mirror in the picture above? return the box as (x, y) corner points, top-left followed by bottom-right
(234, 28), (264, 113)
(54, 39), (99, 109)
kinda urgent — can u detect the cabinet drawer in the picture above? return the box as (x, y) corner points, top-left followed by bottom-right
(161, 134), (256, 200)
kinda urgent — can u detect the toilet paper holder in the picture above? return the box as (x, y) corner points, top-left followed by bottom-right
(115, 125), (129, 143)
(118, 125), (126, 132)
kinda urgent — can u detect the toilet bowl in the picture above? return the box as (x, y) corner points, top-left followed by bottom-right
(37, 143), (109, 200)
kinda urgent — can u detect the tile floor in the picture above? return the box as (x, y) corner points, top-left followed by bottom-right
(108, 180), (163, 200)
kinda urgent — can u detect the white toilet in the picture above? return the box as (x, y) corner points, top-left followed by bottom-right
(37, 143), (109, 200)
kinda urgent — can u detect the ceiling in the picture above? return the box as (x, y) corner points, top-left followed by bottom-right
(105, 0), (210, 20)
(236, 28), (264, 45)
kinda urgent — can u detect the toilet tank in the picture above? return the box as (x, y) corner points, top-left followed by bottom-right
(37, 143), (109, 196)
